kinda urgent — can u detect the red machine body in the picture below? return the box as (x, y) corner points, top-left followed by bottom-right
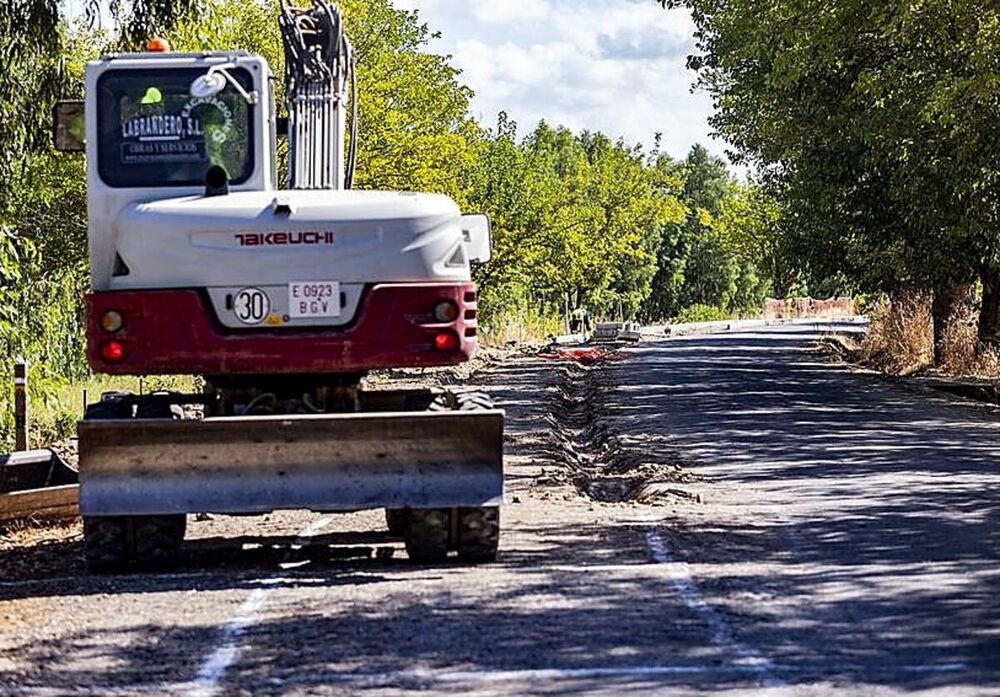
(86, 282), (478, 375)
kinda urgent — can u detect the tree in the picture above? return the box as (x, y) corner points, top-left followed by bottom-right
(0, 0), (200, 185)
(714, 182), (794, 298)
(663, 0), (1000, 351)
(340, 0), (478, 200)
(642, 145), (767, 320)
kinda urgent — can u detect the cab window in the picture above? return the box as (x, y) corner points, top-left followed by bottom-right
(96, 67), (255, 187)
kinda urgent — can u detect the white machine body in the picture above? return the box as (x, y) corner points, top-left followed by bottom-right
(83, 52), (489, 331)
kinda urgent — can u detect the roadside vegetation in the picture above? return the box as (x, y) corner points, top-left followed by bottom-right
(663, 0), (1000, 375)
(1, 0), (807, 449)
(7, 0), (989, 447)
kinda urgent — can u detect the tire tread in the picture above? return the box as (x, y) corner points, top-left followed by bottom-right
(404, 508), (450, 562)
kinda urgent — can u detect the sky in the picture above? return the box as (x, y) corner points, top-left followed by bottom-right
(389, 0), (725, 164)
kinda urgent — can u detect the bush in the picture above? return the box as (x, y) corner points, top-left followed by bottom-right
(859, 291), (932, 376)
(480, 301), (562, 345)
(671, 304), (734, 324)
(0, 230), (89, 449)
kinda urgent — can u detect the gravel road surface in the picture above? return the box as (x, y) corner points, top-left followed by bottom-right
(1, 320), (997, 695)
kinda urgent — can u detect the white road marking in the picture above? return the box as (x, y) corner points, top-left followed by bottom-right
(187, 586), (272, 697)
(645, 529), (786, 688)
(186, 515), (334, 697)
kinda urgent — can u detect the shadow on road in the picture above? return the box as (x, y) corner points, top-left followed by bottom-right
(2, 328), (997, 693)
(603, 323), (1000, 683)
(1, 518), (746, 694)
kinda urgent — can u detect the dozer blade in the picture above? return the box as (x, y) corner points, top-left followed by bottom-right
(77, 411), (504, 516)
(0, 449), (80, 523)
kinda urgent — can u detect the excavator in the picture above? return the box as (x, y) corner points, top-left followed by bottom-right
(46, 0), (503, 571)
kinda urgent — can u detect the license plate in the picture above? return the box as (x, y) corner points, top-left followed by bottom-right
(288, 281), (341, 319)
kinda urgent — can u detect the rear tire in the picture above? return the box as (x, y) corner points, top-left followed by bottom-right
(457, 507), (499, 563)
(403, 508), (450, 563)
(135, 394), (184, 420)
(84, 398), (132, 420)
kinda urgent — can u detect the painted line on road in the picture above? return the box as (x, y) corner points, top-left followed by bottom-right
(268, 663), (772, 688)
(186, 515), (335, 697)
(644, 528), (786, 689)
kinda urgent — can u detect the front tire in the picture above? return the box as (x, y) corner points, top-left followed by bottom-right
(83, 516), (130, 573)
(418, 389), (501, 564)
(403, 508), (450, 563)
(456, 507), (499, 563)
(83, 515), (187, 573)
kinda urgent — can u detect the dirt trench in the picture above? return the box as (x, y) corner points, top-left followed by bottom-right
(530, 354), (698, 504)
(0, 345), (695, 584)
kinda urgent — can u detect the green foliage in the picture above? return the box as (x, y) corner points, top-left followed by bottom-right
(0, 230), (89, 449)
(642, 145), (772, 321)
(0, 0), (195, 187)
(714, 181), (795, 297)
(666, 0), (1000, 340)
(0, 0), (796, 451)
(342, 0), (478, 201)
(0, 0), (64, 183)
(467, 117), (688, 326)
(672, 304), (733, 324)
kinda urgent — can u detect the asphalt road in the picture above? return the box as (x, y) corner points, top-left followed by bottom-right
(1, 320), (998, 695)
(605, 321), (1000, 693)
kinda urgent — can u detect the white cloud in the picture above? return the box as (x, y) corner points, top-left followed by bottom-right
(469, 0), (550, 24)
(391, 0), (731, 164)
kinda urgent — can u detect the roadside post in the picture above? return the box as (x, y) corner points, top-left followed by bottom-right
(1, 358), (80, 523)
(14, 359), (28, 451)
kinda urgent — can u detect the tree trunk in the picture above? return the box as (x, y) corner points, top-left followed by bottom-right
(932, 282), (974, 366)
(978, 267), (1000, 349)
(772, 260), (787, 300)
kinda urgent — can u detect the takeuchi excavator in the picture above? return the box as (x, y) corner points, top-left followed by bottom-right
(52, 0), (503, 571)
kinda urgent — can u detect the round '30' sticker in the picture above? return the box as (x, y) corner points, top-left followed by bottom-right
(233, 287), (270, 325)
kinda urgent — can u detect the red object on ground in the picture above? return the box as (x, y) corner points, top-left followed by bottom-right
(145, 37), (171, 52)
(86, 283), (477, 375)
(544, 348), (628, 365)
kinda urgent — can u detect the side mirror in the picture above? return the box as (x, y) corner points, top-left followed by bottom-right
(461, 214), (492, 264)
(53, 101), (85, 152)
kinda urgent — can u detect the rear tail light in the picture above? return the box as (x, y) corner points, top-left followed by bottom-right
(101, 340), (125, 363)
(433, 301), (459, 323)
(434, 331), (459, 352)
(100, 310), (123, 333)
